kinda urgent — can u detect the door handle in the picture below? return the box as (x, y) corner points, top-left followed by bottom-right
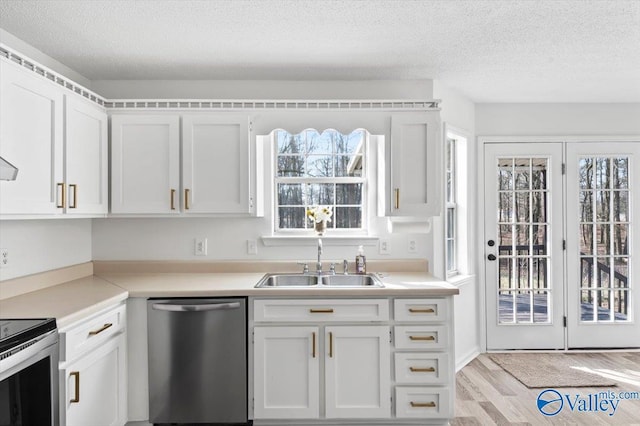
(152, 302), (241, 312)
(487, 254), (497, 261)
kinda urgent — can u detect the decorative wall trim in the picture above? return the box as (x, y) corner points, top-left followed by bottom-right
(1, 44), (440, 111)
(104, 99), (441, 110)
(0, 44), (106, 105)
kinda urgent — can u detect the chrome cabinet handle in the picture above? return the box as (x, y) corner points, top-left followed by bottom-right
(70, 371), (80, 403)
(88, 323), (113, 336)
(152, 302), (240, 312)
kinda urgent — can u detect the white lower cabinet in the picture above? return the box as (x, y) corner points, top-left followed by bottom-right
(324, 326), (390, 418)
(253, 326), (320, 419)
(59, 303), (127, 426)
(251, 296), (454, 425)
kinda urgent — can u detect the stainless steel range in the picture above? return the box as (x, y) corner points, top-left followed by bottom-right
(0, 318), (59, 426)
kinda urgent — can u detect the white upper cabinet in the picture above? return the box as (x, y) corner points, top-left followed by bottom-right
(0, 60), (64, 215)
(110, 113), (257, 216)
(380, 111), (441, 217)
(182, 115), (251, 214)
(110, 114), (181, 214)
(64, 95), (108, 215)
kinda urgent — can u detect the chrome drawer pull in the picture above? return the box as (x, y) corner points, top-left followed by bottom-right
(410, 366), (436, 373)
(409, 335), (435, 341)
(410, 401), (436, 408)
(88, 323), (113, 336)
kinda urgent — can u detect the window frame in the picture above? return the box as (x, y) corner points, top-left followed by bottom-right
(445, 135), (458, 276)
(272, 129), (370, 235)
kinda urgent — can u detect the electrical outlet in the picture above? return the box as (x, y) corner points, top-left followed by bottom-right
(408, 239), (417, 253)
(379, 239), (391, 255)
(194, 238), (207, 256)
(247, 239), (258, 255)
(0, 248), (8, 268)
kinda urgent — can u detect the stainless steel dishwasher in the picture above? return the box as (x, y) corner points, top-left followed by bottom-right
(147, 297), (247, 425)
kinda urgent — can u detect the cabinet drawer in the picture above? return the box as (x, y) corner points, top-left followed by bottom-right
(395, 387), (451, 418)
(60, 304), (126, 362)
(253, 299), (389, 322)
(394, 299), (447, 322)
(394, 326), (448, 350)
(394, 353), (449, 384)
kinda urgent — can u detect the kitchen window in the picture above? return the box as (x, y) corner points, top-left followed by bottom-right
(445, 136), (457, 274)
(274, 129), (367, 233)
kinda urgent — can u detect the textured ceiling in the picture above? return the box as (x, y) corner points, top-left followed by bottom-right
(0, 0), (639, 102)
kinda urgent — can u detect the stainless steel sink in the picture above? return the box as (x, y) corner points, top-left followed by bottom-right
(255, 273), (384, 288)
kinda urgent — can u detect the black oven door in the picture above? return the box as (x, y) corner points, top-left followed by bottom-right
(0, 330), (59, 426)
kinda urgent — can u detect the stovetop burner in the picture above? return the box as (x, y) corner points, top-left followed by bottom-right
(0, 318), (57, 354)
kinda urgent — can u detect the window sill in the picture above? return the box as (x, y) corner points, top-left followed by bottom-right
(262, 235), (379, 247)
(446, 274), (476, 287)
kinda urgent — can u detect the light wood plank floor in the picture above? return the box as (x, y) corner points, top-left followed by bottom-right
(453, 352), (640, 425)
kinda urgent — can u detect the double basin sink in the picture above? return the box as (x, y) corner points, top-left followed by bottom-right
(255, 273), (384, 288)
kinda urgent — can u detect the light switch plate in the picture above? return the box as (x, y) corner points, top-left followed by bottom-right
(247, 239), (258, 255)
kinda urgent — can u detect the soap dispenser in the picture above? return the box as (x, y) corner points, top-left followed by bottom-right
(355, 245), (366, 274)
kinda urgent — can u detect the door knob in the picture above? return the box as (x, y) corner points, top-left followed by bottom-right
(487, 240), (495, 246)
(487, 254), (497, 261)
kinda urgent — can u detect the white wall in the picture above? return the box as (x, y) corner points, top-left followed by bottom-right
(433, 81), (481, 369)
(476, 103), (640, 135)
(0, 220), (92, 280)
(0, 28), (92, 88)
(92, 79), (433, 100)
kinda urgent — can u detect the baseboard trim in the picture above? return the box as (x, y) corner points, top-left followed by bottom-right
(456, 346), (481, 372)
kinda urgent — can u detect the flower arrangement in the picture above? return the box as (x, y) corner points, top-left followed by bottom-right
(306, 205), (333, 223)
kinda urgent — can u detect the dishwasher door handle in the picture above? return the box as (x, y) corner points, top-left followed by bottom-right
(151, 302), (241, 312)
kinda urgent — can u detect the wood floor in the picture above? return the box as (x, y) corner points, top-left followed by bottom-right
(452, 352), (640, 425)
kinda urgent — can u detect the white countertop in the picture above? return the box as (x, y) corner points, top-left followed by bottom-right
(0, 275), (128, 328)
(0, 263), (458, 327)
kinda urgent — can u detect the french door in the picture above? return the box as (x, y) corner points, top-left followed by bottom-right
(484, 141), (640, 350)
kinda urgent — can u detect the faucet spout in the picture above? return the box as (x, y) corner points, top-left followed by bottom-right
(316, 238), (323, 274)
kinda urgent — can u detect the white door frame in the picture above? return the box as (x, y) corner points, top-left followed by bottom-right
(478, 136), (640, 352)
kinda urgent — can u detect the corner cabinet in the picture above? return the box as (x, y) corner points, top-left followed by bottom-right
(110, 113), (260, 216)
(379, 111), (442, 218)
(250, 297), (454, 426)
(0, 59), (64, 215)
(0, 58), (108, 217)
(58, 302), (127, 426)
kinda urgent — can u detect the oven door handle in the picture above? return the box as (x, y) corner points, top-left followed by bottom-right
(151, 302), (241, 312)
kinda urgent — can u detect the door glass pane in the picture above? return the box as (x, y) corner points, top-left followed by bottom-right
(578, 156), (631, 322)
(496, 157), (550, 324)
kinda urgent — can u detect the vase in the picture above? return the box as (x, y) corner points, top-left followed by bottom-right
(314, 220), (327, 236)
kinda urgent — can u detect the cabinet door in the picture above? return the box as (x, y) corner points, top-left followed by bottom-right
(61, 333), (127, 426)
(0, 60), (64, 215)
(253, 326), (320, 419)
(110, 115), (180, 214)
(324, 326), (391, 418)
(65, 95), (108, 215)
(389, 112), (441, 217)
(182, 115), (250, 213)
